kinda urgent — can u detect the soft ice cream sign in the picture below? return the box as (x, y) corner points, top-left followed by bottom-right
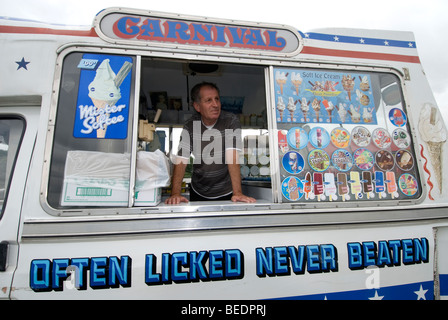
(275, 68), (377, 125)
(74, 54), (133, 139)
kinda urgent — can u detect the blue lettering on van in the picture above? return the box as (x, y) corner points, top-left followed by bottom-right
(255, 244), (338, 277)
(29, 256), (131, 292)
(145, 249), (244, 285)
(28, 238), (429, 293)
(347, 238), (429, 270)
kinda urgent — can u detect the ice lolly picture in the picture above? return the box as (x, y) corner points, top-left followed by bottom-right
(295, 128), (301, 149)
(374, 171), (385, 199)
(278, 130), (288, 153)
(350, 171), (362, 199)
(324, 173), (337, 201)
(313, 173), (324, 201)
(281, 176), (304, 201)
(337, 173), (349, 202)
(304, 172), (312, 200)
(288, 177), (300, 201)
(362, 171), (373, 199)
(386, 171), (398, 198)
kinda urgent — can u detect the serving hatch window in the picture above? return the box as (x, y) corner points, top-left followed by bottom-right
(47, 50), (421, 213)
(274, 67), (422, 203)
(47, 52), (136, 209)
(47, 53), (272, 211)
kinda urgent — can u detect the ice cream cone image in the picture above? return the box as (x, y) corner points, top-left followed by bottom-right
(418, 103), (447, 195)
(356, 89), (370, 106)
(275, 71), (287, 94)
(291, 72), (303, 95)
(277, 96), (286, 121)
(427, 141), (443, 192)
(88, 59), (132, 138)
(279, 81), (286, 94)
(359, 76), (370, 91)
(91, 98), (118, 138)
(287, 97), (296, 122)
(300, 98), (310, 122)
(322, 100), (334, 122)
(342, 75), (355, 101)
(312, 98), (321, 123)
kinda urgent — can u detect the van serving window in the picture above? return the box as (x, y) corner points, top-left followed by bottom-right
(273, 67), (422, 203)
(47, 53), (270, 211)
(47, 52), (136, 209)
(47, 51), (421, 213)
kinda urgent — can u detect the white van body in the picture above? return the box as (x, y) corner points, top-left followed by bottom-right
(0, 7), (447, 300)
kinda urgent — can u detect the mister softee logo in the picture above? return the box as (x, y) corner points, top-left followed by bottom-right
(74, 54), (133, 139)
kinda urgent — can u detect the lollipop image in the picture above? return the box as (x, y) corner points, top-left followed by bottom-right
(324, 173), (337, 201)
(350, 171), (362, 200)
(88, 59), (132, 138)
(304, 172), (312, 200)
(337, 173), (349, 201)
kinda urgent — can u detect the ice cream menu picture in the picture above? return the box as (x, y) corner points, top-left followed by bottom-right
(74, 54), (133, 139)
(275, 69), (377, 125)
(275, 68), (422, 204)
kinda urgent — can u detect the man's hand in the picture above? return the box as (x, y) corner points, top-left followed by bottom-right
(231, 193), (256, 203)
(165, 194), (189, 205)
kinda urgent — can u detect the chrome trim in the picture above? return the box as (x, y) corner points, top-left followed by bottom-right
(266, 66), (280, 202)
(21, 205), (448, 240)
(128, 55), (141, 207)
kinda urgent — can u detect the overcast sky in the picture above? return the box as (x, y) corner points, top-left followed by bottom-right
(2, 0), (447, 123)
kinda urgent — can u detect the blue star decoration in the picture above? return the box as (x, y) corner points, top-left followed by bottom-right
(16, 57), (30, 70)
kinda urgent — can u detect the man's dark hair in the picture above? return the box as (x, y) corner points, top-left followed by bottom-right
(190, 82), (220, 104)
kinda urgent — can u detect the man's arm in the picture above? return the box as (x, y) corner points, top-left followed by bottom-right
(226, 149), (256, 203)
(165, 156), (189, 205)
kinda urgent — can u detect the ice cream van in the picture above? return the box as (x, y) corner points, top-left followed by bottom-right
(0, 7), (448, 301)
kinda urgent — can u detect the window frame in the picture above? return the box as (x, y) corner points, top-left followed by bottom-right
(0, 115), (26, 220)
(269, 66), (424, 208)
(41, 46), (424, 218)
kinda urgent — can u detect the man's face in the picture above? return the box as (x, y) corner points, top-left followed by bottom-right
(193, 86), (221, 126)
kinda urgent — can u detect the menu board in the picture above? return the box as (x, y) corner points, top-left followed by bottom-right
(275, 69), (377, 125)
(275, 68), (421, 203)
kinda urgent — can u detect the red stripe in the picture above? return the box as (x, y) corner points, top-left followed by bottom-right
(0, 25), (97, 37)
(0, 25), (422, 64)
(302, 46), (420, 64)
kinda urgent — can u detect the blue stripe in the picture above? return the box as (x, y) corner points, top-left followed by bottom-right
(272, 281), (433, 300)
(440, 274), (448, 296)
(300, 31), (417, 49)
